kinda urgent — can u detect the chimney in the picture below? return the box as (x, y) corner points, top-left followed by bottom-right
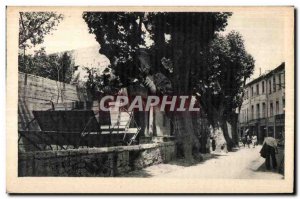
(259, 68), (261, 76)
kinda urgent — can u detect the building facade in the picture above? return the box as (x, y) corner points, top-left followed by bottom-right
(238, 63), (285, 144)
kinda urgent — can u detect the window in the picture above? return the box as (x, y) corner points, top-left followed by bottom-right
(276, 101), (279, 115)
(278, 74), (282, 90)
(240, 111), (242, 122)
(273, 76), (276, 92)
(251, 86), (254, 97)
(241, 110), (243, 122)
(256, 84), (259, 95)
(270, 102), (273, 116)
(256, 104), (260, 119)
(283, 98), (285, 111)
(269, 80), (272, 94)
(251, 105), (254, 120)
(244, 90), (248, 99)
(262, 103), (266, 118)
(262, 81), (265, 93)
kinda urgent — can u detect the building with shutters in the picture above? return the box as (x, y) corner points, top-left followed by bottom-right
(238, 62), (285, 144)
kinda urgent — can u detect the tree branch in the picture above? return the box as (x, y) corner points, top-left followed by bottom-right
(19, 14), (56, 47)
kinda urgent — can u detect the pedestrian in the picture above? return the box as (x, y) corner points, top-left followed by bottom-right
(246, 135), (252, 148)
(211, 137), (216, 151)
(220, 142), (228, 153)
(242, 136), (247, 147)
(206, 136), (211, 153)
(260, 136), (278, 170)
(252, 135), (258, 148)
(277, 132), (284, 147)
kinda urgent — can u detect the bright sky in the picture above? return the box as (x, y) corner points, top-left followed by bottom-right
(223, 10), (286, 79)
(29, 10), (99, 54)
(31, 10), (286, 79)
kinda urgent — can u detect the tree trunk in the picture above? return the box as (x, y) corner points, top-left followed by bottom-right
(204, 102), (236, 152)
(221, 119), (235, 151)
(127, 85), (148, 139)
(228, 114), (239, 145)
(173, 110), (200, 162)
(210, 109), (227, 153)
(169, 33), (201, 161)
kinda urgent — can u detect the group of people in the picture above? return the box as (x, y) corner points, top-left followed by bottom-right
(241, 132), (282, 172)
(241, 134), (258, 148)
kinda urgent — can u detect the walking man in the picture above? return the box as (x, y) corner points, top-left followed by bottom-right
(242, 136), (247, 147)
(246, 135), (252, 148)
(252, 135), (258, 148)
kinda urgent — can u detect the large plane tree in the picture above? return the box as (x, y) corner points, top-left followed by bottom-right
(196, 31), (255, 150)
(83, 12), (253, 160)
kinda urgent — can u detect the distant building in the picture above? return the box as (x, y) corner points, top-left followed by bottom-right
(238, 63), (285, 143)
(68, 45), (110, 69)
(55, 45), (110, 82)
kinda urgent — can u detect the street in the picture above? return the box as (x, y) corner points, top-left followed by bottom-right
(124, 145), (284, 179)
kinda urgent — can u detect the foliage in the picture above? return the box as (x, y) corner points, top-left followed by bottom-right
(83, 12), (145, 86)
(83, 12), (253, 153)
(82, 12), (232, 89)
(18, 48), (74, 83)
(83, 66), (122, 99)
(143, 12), (233, 94)
(197, 31), (255, 122)
(19, 12), (64, 49)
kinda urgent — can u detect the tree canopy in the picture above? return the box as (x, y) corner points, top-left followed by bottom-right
(18, 48), (74, 83)
(83, 12), (232, 87)
(197, 31), (255, 124)
(83, 12), (254, 156)
(19, 12), (64, 49)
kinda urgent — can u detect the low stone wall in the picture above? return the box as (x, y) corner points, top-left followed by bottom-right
(18, 141), (176, 177)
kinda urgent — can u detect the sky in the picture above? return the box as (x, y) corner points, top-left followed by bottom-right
(223, 10), (286, 79)
(28, 10), (99, 54)
(30, 10), (286, 80)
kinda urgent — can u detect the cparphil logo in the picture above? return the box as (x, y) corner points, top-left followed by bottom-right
(99, 95), (200, 112)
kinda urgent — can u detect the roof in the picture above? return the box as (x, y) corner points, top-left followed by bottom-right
(245, 62), (285, 87)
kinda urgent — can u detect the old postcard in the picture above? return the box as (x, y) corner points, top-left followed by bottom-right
(6, 6), (294, 193)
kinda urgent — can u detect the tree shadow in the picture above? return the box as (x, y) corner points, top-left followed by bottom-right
(121, 147), (244, 177)
(167, 153), (227, 167)
(251, 147), (284, 176)
(165, 146), (243, 167)
(122, 153), (231, 177)
(230, 147), (240, 152)
(120, 169), (153, 177)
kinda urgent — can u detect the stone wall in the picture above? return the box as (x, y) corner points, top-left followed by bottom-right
(18, 142), (176, 177)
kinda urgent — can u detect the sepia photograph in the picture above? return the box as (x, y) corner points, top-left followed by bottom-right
(6, 6), (294, 193)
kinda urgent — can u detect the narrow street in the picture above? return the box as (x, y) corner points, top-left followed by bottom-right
(124, 145), (284, 179)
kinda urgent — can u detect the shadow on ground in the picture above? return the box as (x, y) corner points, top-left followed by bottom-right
(251, 146), (284, 176)
(121, 169), (154, 177)
(168, 146), (242, 167)
(122, 147), (242, 177)
(167, 153), (223, 167)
